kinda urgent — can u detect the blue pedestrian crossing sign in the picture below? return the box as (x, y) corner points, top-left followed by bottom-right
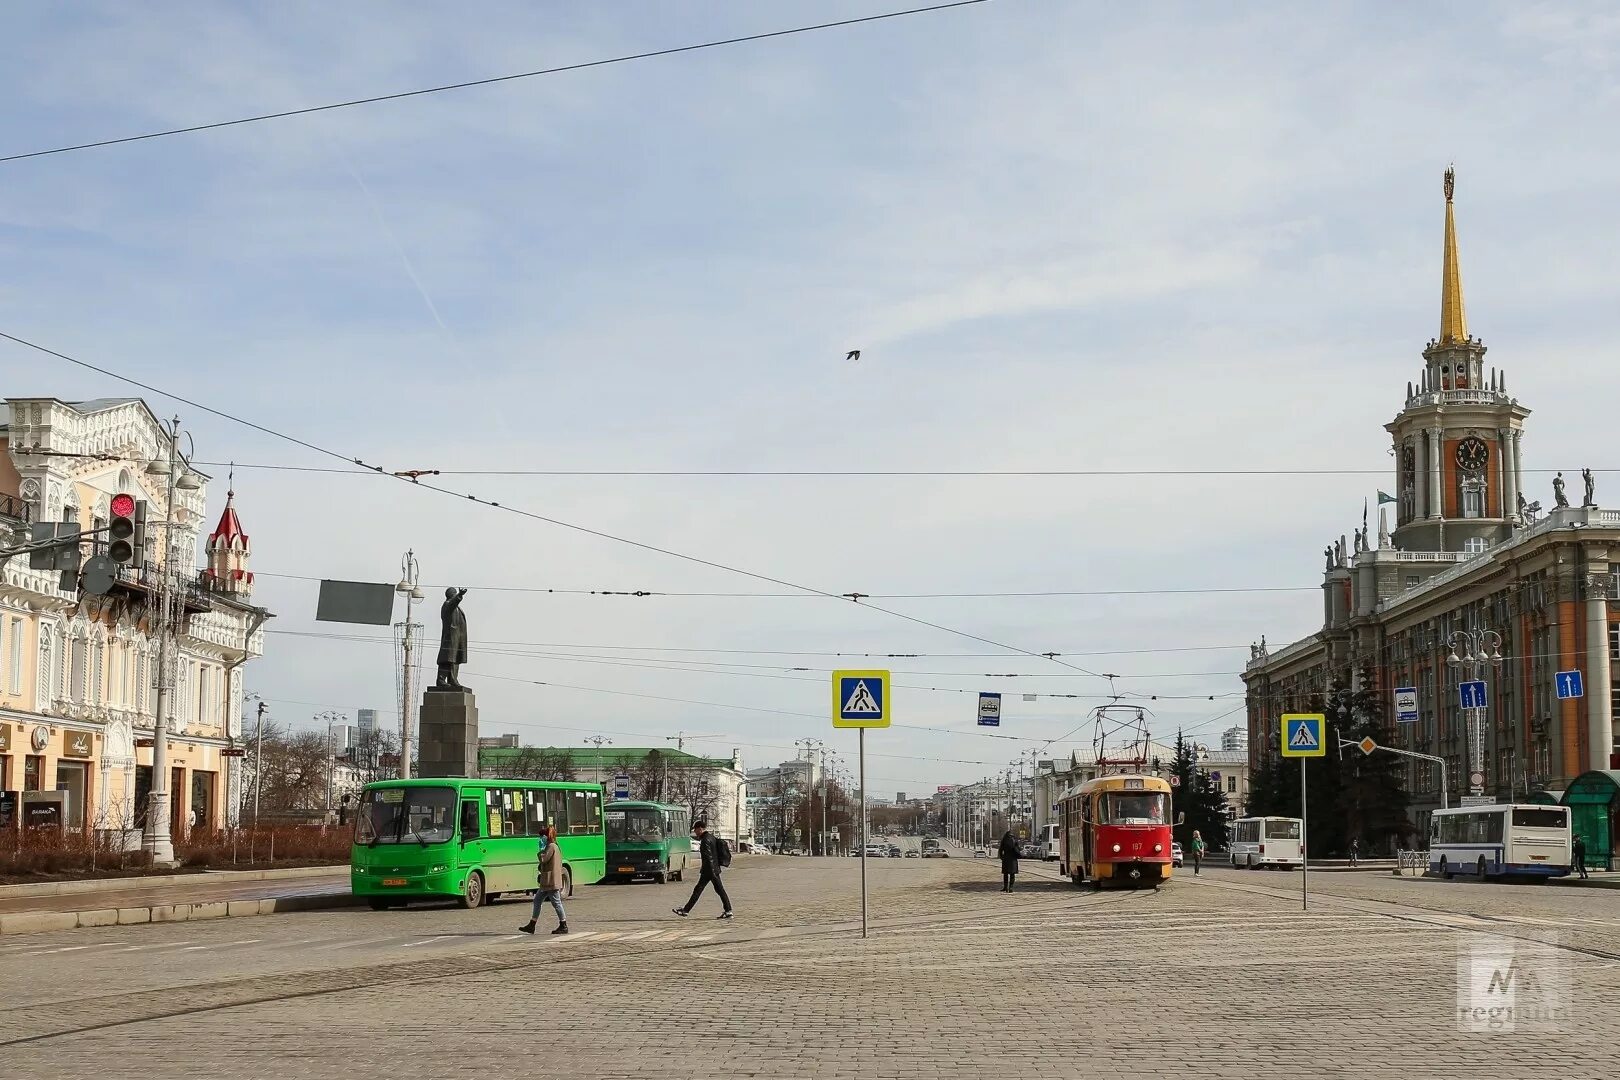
(1280, 713), (1326, 758)
(832, 669), (890, 729)
(1556, 670), (1584, 699)
(1458, 680), (1487, 710)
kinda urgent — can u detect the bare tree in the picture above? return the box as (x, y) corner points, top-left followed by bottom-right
(504, 747), (578, 782)
(667, 768), (721, 824)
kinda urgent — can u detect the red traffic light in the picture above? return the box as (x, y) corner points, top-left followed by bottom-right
(110, 493), (136, 518)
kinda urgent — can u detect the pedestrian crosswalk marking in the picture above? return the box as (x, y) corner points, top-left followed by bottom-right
(843, 680), (881, 715)
(1289, 723), (1318, 749)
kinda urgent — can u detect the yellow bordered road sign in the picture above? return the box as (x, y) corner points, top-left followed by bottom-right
(1281, 713), (1326, 757)
(832, 670), (889, 729)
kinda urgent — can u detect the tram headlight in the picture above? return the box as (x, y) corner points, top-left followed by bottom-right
(1154, 844), (1163, 853)
(1111, 843), (1121, 853)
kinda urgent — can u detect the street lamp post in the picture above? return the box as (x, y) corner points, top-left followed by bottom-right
(394, 552), (425, 780)
(141, 416), (200, 866)
(317, 710), (344, 823)
(1447, 627), (1504, 799)
(251, 699), (268, 829)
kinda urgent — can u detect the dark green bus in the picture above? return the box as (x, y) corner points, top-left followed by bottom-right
(604, 800), (692, 883)
(351, 778), (606, 909)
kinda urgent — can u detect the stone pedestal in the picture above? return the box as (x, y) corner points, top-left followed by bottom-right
(418, 689), (479, 778)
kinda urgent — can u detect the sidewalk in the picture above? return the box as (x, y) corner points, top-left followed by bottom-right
(0, 866), (355, 935)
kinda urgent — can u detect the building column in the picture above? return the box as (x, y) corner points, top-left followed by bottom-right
(1427, 428), (1444, 519)
(1511, 431), (1524, 514)
(1413, 435), (1427, 524)
(1587, 573), (1614, 773)
(1497, 428), (1510, 518)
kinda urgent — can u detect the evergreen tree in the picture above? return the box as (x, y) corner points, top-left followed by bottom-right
(1337, 659), (1414, 855)
(1170, 731), (1231, 849)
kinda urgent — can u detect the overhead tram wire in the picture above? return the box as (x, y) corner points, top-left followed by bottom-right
(188, 461), (1620, 477)
(0, 1), (993, 164)
(0, 329), (1107, 680)
(250, 568), (1317, 600)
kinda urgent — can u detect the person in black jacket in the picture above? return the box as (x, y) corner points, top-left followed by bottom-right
(1573, 834), (1589, 879)
(673, 819), (735, 919)
(997, 830), (1021, 892)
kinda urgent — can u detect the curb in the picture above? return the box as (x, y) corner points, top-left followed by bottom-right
(0, 864), (347, 900)
(0, 891), (361, 937)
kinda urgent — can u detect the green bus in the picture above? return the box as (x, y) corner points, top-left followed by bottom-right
(604, 800), (693, 883)
(351, 778), (606, 909)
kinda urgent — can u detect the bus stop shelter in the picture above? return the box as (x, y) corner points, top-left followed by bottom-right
(1561, 770), (1620, 872)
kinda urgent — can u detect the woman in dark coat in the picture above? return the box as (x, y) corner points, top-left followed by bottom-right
(997, 830), (1020, 892)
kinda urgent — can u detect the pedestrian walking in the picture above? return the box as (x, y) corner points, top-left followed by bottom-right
(519, 824), (568, 936)
(1349, 837), (1360, 867)
(997, 830), (1020, 892)
(674, 819), (734, 919)
(1573, 834), (1588, 879)
(1191, 830), (1205, 875)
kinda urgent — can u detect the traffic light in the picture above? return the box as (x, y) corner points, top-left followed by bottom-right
(107, 493), (146, 570)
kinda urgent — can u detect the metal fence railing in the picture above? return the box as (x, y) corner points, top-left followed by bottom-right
(1394, 849), (1430, 876)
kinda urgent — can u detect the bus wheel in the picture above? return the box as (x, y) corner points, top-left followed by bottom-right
(563, 867), (574, 900)
(1438, 856), (1451, 880)
(458, 871), (485, 910)
(655, 864), (668, 884)
(1477, 856), (1488, 880)
(366, 897), (392, 912)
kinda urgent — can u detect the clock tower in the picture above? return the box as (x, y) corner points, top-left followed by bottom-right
(1386, 169), (1530, 554)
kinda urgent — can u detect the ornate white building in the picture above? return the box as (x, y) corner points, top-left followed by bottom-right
(0, 398), (269, 837)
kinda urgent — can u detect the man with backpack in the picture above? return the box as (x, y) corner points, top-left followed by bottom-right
(673, 819), (735, 920)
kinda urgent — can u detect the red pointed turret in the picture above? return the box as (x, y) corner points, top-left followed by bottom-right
(204, 488), (254, 594)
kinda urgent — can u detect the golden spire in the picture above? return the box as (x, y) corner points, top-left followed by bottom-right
(1440, 166), (1468, 344)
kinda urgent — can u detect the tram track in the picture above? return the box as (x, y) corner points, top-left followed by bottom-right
(1188, 871), (1620, 965)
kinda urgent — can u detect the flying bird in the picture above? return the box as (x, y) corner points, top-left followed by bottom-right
(845, 349), (861, 361)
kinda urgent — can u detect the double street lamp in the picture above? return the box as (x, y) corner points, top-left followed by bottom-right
(1447, 627), (1504, 799)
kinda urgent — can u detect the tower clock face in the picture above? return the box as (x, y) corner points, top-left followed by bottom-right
(1455, 436), (1489, 473)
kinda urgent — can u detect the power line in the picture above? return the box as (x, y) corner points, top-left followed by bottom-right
(186, 460), (1620, 477)
(0, 1), (993, 165)
(0, 328), (1107, 681)
(252, 569), (1316, 600)
(272, 625), (1244, 676)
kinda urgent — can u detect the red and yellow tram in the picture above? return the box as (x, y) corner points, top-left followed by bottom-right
(1057, 773), (1175, 888)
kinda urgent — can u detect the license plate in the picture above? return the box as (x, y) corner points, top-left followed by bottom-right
(1530, 855), (1546, 861)
(382, 878), (407, 886)
(618, 866), (635, 873)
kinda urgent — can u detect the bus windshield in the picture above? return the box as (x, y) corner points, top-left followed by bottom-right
(355, 786), (456, 846)
(1264, 818), (1302, 840)
(606, 808), (665, 844)
(1103, 792), (1167, 825)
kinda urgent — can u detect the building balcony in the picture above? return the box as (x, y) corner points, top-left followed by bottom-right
(0, 493), (32, 523)
(107, 565), (213, 617)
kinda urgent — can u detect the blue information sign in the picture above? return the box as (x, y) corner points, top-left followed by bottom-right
(1556, 670), (1584, 699)
(1393, 687), (1418, 723)
(1458, 680), (1487, 710)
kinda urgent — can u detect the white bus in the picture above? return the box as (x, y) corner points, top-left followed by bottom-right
(1429, 804), (1572, 880)
(1228, 816), (1304, 869)
(1039, 823), (1061, 861)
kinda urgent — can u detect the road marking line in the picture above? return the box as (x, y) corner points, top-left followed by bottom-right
(688, 935), (715, 942)
(401, 936), (453, 948)
(180, 945), (210, 951)
(331, 936), (400, 950)
(117, 940), (195, 952)
(620, 930), (659, 941)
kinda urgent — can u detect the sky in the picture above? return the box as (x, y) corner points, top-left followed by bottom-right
(4, 1), (1620, 795)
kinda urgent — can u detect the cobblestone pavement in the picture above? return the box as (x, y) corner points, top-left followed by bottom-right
(5, 857), (1619, 1078)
